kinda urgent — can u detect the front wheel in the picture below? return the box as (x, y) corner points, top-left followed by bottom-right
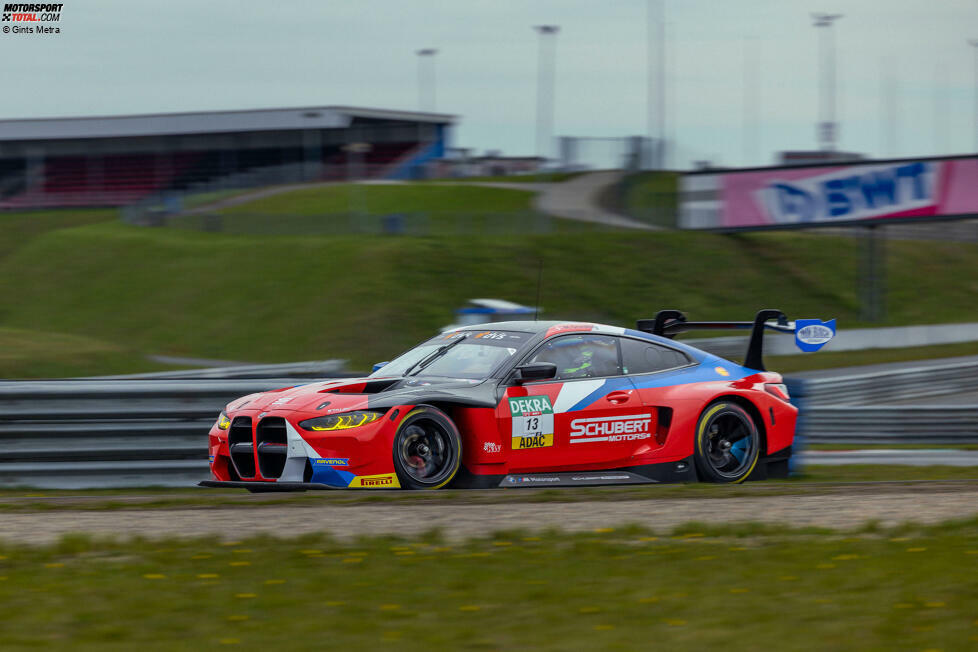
(693, 401), (760, 483)
(392, 406), (462, 490)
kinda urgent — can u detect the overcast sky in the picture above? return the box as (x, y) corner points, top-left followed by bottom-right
(1, 0), (975, 167)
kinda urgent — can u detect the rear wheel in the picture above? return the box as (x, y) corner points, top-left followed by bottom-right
(392, 406), (462, 490)
(693, 401), (760, 483)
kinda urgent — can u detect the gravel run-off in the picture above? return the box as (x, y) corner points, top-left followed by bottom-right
(3, 484), (977, 544)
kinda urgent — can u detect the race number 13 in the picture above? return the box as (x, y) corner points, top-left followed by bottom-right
(508, 395), (555, 449)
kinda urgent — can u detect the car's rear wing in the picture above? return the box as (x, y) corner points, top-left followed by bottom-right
(635, 309), (795, 372)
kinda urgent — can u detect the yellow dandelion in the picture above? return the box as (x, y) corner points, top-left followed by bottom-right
(219, 638), (240, 645)
(459, 605), (481, 612)
(594, 625), (615, 631)
(728, 546), (748, 551)
(380, 604), (401, 610)
(44, 563), (64, 568)
(227, 615), (249, 622)
(964, 550), (978, 555)
(395, 551), (415, 556)
(232, 549), (253, 554)
(197, 573), (220, 579)
(663, 619), (686, 626)
(639, 537), (658, 542)
(229, 561), (251, 567)
(0, 576), (7, 581)
(0, 555), (7, 560)
(832, 554), (859, 561)
(593, 528), (614, 534)
(343, 558), (363, 563)
(730, 588), (749, 594)
(889, 537), (910, 542)
(235, 593), (257, 599)
(906, 548), (927, 553)
(925, 602), (945, 608)
(143, 574), (166, 579)
(469, 552), (491, 557)
(696, 556), (716, 561)
(264, 579), (286, 585)
(522, 537), (541, 542)
(492, 541), (513, 546)
(433, 547), (452, 552)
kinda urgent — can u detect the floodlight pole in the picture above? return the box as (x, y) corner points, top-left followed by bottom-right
(812, 13), (842, 151)
(533, 25), (559, 164)
(416, 48), (438, 113)
(969, 40), (978, 152)
(647, 0), (666, 168)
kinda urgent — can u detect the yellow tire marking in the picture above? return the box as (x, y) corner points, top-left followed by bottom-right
(697, 402), (759, 484)
(397, 407), (462, 490)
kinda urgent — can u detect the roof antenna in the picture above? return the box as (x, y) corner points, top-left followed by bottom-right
(534, 258), (543, 321)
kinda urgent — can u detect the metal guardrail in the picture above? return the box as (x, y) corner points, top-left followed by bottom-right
(799, 359), (978, 405)
(1, 358), (976, 488)
(803, 406), (978, 445)
(0, 378), (311, 489)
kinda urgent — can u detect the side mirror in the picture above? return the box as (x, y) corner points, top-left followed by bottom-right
(372, 361), (390, 373)
(513, 362), (557, 384)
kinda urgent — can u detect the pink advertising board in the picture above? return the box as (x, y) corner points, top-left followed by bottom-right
(680, 156), (978, 229)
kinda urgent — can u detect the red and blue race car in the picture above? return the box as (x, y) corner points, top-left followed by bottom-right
(201, 310), (808, 491)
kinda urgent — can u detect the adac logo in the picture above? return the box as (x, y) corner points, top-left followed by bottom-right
(795, 319), (836, 352)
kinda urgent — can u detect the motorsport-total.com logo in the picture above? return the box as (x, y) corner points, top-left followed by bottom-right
(2, 3), (63, 35)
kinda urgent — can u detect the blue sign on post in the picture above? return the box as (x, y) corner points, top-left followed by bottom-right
(794, 319), (836, 352)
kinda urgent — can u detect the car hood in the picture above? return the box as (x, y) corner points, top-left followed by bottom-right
(226, 375), (494, 414)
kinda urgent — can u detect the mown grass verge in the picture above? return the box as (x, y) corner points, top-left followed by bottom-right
(0, 213), (976, 376)
(0, 519), (976, 650)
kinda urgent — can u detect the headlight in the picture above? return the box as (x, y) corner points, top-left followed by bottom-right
(299, 411), (383, 431)
(216, 411), (231, 430)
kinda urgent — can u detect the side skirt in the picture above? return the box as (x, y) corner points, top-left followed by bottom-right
(454, 456), (698, 489)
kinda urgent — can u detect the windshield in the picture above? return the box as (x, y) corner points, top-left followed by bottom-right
(371, 330), (531, 379)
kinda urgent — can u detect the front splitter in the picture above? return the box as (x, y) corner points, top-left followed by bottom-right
(198, 480), (339, 492)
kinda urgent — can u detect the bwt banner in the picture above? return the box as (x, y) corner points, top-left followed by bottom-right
(679, 156), (978, 229)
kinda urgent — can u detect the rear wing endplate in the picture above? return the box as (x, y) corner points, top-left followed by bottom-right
(635, 309), (794, 372)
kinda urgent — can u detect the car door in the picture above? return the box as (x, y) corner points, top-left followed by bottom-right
(498, 334), (652, 471)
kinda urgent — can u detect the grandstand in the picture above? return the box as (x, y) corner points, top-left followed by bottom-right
(0, 106), (455, 209)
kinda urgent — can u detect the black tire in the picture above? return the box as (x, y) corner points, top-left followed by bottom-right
(693, 401), (761, 484)
(392, 406), (462, 490)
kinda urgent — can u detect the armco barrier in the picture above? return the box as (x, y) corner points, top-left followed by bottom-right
(797, 359), (978, 405)
(802, 406), (978, 445)
(0, 358), (976, 488)
(0, 378), (308, 489)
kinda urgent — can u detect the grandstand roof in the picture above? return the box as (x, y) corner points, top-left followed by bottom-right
(0, 106), (457, 142)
